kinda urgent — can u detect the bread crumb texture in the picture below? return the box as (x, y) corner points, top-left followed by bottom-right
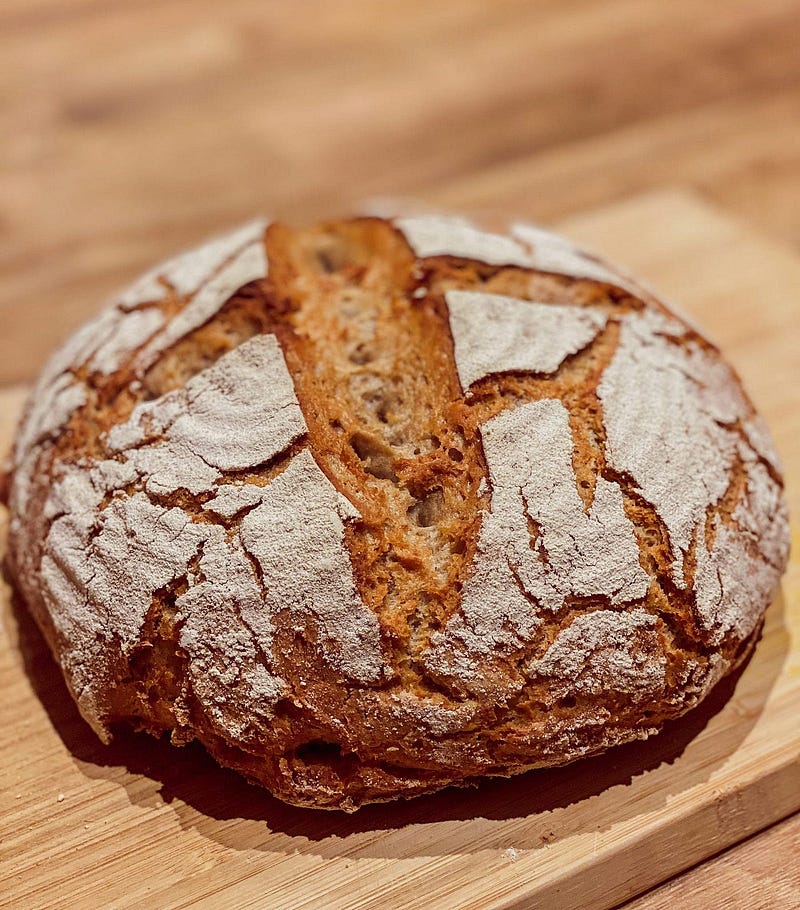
(4, 213), (789, 810)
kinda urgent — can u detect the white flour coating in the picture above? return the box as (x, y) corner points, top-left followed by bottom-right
(395, 214), (532, 266)
(9, 219), (271, 520)
(375, 691), (479, 737)
(116, 218), (268, 309)
(10, 308), (115, 516)
(88, 307), (166, 375)
(733, 445), (790, 568)
(482, 400), (649, 611)
(693, 520), (781, 645)
(84, 494), (208, 645)
(15, 374), (86, 475)
(598, 309), (747, 583)
(136, 232), (269, 370)
(203, 482), (272, 519)
(422, 532), (542, 684)
(177, 525), (286, 739)
(742, 414), (784, 474)
(445, 290), (607, 388)
(512, 222), (647, 297)
(108, 335), (307, 496)
(692, 444), (789, 642)
(424, 399), (648, 682)
(40, 488), (207, 739)
(45, 458), (139, 523)
(233, 450), (388, 686)
(527, 608), (666, 703)
(10, 376), (89, 561)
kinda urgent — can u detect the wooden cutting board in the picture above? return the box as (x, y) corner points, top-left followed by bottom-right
(1, 190), (798, 910)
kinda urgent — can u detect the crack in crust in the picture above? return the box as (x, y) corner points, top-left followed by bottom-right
(2, 213), (789, 811)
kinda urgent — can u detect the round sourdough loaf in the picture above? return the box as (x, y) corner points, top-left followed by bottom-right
(3, 213), (790, 810)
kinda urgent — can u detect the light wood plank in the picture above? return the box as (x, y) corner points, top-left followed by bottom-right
(627, 813), (800, 909)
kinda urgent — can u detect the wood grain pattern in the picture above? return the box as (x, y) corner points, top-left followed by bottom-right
(626, 814), (800, 910)
(0, 191), (798, 910)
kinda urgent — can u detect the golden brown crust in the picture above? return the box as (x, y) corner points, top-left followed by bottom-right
(3, 214), (790, 810)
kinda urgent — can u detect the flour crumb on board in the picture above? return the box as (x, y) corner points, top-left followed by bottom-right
(504, 847), (520, 862)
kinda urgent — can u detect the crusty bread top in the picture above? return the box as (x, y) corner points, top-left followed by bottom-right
(4, 212), (789, 809)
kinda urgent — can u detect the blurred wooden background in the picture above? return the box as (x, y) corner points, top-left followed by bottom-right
(3, 0), (800, 385)
(1, 1), (799, 906)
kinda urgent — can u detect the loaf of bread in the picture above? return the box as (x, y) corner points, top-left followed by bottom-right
(3, 213), (789, 810)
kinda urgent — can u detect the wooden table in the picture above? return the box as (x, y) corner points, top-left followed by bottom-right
(2, 2), (799, 906)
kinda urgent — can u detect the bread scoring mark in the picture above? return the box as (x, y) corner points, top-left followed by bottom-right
(135, 229), (269, 371)
(107, 334), (307, 496)
(423, 399), (649, 686)
(395, 214), (532, 266)
(260, 218), (491, 696)
(526, 608), (667, 704)
(116, 218), (268, 310)
(445, 289), (607, 389)
(88, 308), (166, 375)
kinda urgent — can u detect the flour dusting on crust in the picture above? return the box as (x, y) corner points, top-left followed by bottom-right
(527, 608), (667, 703)
(117, 218), (268, 309)
(445, 290), (607, 388)
(692, 444), (789, 642)
(88, 308), (166, 375)
(484, 400), (649, 612)
(512, 222), (647, 297)
(177, 526), (286, 740)
(424, 399), (649, 684)
(108, 334), (306, 495)
(234, 450), (388, 686)
(136, 230), (269, 369)
(598, 310), (742, 582)
(41, 487), (207, 739)
(396, 214), (532, 266)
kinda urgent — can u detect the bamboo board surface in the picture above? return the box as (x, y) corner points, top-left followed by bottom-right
(0, 190), (798, 910)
